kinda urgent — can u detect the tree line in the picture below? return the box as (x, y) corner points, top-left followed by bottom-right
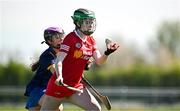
(0, 59), (180, 87)
(0, 20), (179, 87)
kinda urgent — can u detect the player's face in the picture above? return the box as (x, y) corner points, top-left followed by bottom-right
(80, 18), (96, 34)
(50, 33), (65, 48)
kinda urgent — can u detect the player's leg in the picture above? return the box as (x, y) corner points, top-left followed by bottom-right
(38, 94), (45, 106)
(26, 93), (63, 111)
(40, 95), (63, 111)
(58, 104), (63, 111)
(28, 106), (41, 111)
(67, 87), (101, 111)
(27, 96), (42, 111)
(26, 88), (44, 111)
(39, 95), (63, 111)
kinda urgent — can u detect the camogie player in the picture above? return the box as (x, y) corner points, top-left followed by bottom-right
(40, 8), (119, 111)
(24, 27), (65, 111)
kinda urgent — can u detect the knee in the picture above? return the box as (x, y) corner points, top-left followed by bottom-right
(57, 104), (63, 111)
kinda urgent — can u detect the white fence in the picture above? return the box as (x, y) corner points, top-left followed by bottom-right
(0, 86), (180, 104)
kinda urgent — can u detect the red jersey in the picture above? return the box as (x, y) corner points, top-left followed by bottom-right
(46, 31), (97, 98)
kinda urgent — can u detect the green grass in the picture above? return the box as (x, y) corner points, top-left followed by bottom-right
(0, 103), (180, 111)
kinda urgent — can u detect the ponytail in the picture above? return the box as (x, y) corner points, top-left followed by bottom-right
(30, 61), (40, 72)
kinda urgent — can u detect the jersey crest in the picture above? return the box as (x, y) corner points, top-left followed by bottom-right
(73, 50), (83, 59)
(75, 43), (81, 49)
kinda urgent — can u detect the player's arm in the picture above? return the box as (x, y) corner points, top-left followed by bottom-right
(93, 39), (119, 65)
(93, 50), (108, 65)
(84, 57), (94, 70)
(48, 65), (55, 74)
(54, 51), (67, 84)
(54, 51), (83, 92)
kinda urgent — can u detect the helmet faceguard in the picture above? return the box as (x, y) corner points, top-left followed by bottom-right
(72, 8), (96, 35)
(42, 27), (65, 45)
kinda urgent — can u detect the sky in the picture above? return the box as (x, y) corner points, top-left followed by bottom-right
(0, 0), (180, 65)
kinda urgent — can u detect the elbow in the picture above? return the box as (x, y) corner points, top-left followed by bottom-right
(95, 61), (103, 66)
(55, 58), (62, 67)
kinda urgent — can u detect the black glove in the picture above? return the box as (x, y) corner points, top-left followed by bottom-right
(84, 63), (91, 70)
(104, 48), (116, 56)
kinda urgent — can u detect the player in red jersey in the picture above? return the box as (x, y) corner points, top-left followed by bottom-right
(40, 8), (119, 111)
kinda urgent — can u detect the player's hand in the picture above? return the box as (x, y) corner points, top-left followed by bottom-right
(84, 57), (94, 70)
(55, 76), (63, 86)
(104, 42), (119, 56)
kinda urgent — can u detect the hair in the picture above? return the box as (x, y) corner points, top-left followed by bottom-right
(30, 61), (40, 72)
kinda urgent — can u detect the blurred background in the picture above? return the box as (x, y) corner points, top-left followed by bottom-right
(0, 0), (180, 110)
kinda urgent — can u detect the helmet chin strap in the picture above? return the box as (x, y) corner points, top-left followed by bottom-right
(50, 44), (60, 49)
(78, 23), (96, 36)
(79, 26), (95, 35)
(53, 46), (60, 49)
(80, 29), (94, 35)
(76, 23), (94, 36)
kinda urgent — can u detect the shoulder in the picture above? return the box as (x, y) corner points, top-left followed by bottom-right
(63, 32), (79, 45)
(40, 47), (55, 59)
(64, 32), (76, 41)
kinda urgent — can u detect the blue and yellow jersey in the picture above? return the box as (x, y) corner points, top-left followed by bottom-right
(24, 47), (56, 96)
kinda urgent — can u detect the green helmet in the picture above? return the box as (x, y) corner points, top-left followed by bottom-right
(72, 8), (96, 35)
(72, 8), (95, 25)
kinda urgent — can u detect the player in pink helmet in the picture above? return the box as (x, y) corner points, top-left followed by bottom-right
(24, 27), (65, 111)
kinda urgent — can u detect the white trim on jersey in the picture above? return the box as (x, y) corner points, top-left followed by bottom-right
(74, 30), (87, 42)
(60, 44), (70, 51)
(93, 49), (101, 61)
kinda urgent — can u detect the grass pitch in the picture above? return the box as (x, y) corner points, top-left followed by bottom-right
(0, 103), (180, 111)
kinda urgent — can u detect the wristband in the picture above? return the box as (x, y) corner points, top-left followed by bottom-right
(104, 50), (111, 56)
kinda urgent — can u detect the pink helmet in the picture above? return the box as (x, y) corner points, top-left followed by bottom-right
(44, 27), (64, 41)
